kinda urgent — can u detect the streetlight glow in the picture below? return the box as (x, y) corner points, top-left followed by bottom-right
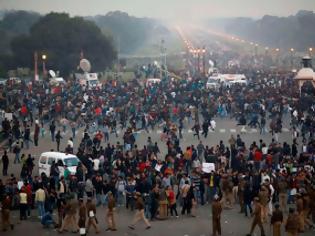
(290, 48), (294, 52)
(310, 47), (313, 52)
(42, 54), (47, 60)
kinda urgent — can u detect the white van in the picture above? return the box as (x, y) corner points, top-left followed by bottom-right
(38, 152), (80, 177)
(206, 76), (221, 89)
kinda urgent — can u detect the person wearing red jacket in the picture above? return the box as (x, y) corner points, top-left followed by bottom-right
(253, 149), (262, 171)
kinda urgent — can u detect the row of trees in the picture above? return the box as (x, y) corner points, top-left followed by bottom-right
(0, 11), (117, 76)
(91, 11), (170, 54)
(224, 10), (315, 51)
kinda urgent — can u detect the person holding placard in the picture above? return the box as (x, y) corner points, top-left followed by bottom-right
(86, 198), (100, 234)
(78, 199), (87, 236)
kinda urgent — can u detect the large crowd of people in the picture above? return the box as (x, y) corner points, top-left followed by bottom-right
(0, 59), (315, 236)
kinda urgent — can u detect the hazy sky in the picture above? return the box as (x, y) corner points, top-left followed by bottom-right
(0, 0), (314, 19)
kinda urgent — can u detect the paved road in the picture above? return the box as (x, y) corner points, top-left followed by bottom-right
(2, 114), (312, 236)
(2, 114), (297, 178)
(2, 202), (314, 236)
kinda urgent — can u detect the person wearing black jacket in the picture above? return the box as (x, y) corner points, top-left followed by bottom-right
(243, 182), (253, 217)
(2, 151), (9, 176)
(93, 176), (104, 207)
(55, 130), (62, 151)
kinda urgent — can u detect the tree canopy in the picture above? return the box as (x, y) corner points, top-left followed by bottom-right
(0, 11), (40, 55)
(10, 12), (117, 75)
(91, 11), (169, 55)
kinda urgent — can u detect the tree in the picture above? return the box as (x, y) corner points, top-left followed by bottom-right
(92, 11), (169, 54)
(0, 11), (40, 55)
(11, 13), (117, 76)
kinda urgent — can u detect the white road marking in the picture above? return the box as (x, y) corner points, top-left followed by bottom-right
(282, 128), (290, 132)
(230, 129), (236, 133)
(219, 129), (226, 133)
(240, 126), (247, 133)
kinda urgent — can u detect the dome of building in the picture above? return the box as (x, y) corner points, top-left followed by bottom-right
(295, 67), (315, 81)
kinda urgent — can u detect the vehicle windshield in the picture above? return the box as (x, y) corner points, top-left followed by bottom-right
(64, 157), (79, 167)
(208, 79), (218, 83)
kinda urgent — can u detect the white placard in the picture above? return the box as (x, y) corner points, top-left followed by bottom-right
(80, 228), (86, 235)
(155, 164), (162, 172)
(4, 113), (12, 121)
(202, 163), (215, 173)
(17, 181), (24, 190)
(89, 211), (94, 217)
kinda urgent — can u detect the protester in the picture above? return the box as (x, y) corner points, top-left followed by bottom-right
(1, 150), (9, 176)
(0, 58), (315, 236)
(35, 183), (46, 219)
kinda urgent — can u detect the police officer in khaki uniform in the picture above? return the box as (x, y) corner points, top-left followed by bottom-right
(285, 208), (299, 236)
(212, 194), (222, 236)
(270, 203), (283, 236)
(296, 193), (304, 232)
(1, 194), (14, 231)
(247, 197), (266, 236)
(258, 186), (269, 223)
(238, 175), (245, 213)
(301, 190), (315, 229)
(78, 199), (86, 236)
(86, 198), (100, 234)
(58, 198), (79, 233)
(278, 178), (288, 213)
(128, 192), (151, 230)
(106, 192), (117, 231)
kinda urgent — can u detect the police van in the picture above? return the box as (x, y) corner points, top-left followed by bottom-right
(38, 152), (80, 177)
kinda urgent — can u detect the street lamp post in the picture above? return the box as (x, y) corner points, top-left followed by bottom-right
(309, 47), (313, 57)
(34, 51), (38, 81)
(255, 43), (259, 56)
(202, 48), (206, 75)
(192, 50), (197, 75)
(275, 48), (280, 65)
(42, 54), (47, 79)
(197, 48), (201, 73)
(290, 48), (294, 68)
